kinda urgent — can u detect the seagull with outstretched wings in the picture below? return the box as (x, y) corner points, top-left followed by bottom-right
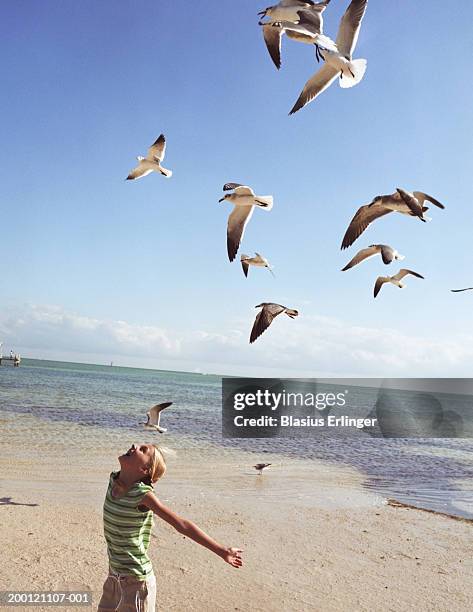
(126, 134), (172, 180)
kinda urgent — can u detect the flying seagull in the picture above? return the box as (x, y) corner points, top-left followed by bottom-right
(250, 303), (298, 343)
(341, 188), (445, 250)
(142, 402), (173, 433)
(451, 288), (473, 293)
(374, 269), (424, 298)
(253, 463), (272, 475)
(219, 184), (274, 262)
(126, 134), (172, 180)
(289, 0), (368, 114)
(342, 244), (404, 271)
(258, 0), (325, 24)
(241, 253), (275, 278)
(260, 3), (337, 69)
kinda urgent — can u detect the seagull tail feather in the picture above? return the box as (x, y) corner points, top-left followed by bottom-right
(255, 196), (273, 211)
(339, 59), (367, 89)
(159, 166), (173, 178)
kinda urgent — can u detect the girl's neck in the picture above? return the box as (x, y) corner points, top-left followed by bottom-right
(115, 470), (139, 487)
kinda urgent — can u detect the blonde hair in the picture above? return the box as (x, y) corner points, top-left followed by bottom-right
(144, 445), (167, 485)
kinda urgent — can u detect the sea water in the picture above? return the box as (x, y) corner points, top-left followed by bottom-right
(1, 359), (472, 519)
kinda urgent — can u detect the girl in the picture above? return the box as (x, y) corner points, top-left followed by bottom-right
(98, 443), (243, 611)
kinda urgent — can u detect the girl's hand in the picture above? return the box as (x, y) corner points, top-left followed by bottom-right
(221, 547), (243, 568)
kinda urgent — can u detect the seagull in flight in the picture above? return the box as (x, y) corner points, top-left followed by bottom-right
(258, 0), (325, 24)
(250, 303), (298, 344)
(241, 253), (275, 277)
(142, 402), (173, 433)
(219, 184), (274, 262)
(260, 1), (337, 69)
(289, 0), (368, 114)
(341, 188), (445, 249)
(253, 463), (272, 475)
(342, 244), (404, 271)
(451, 288), (473, 293)
(374, 269), (424, 298)
(126, 134), (172, 180)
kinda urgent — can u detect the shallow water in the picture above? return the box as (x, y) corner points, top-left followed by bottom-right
(1, 359), (472, 518)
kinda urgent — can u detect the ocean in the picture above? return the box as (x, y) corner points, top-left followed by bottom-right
(1, 358), (472, 519)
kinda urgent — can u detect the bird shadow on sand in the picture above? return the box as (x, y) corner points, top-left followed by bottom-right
(0, 496), (38, 507)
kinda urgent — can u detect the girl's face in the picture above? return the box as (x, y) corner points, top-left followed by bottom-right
(119, 443), (154, 476)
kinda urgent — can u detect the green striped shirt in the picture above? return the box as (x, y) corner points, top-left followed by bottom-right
(103, 472), (154, 579)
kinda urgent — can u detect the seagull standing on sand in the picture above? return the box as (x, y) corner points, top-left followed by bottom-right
(219, 184), (274, 262)
(250, 303), (298, 344)
(253, 463), (272, 475)
(289, 0), (368, 114)
(374, 269), (424, 298)
(142, 402), (173, 433)
(341, 188), (445, 249)
(126, 134), (172, 180)
(342, 244), (404, 271)
(259, 2), (338, 69)
(241, 253), (275, 277)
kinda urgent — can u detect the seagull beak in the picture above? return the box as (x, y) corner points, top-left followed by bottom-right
(218, 197), (225, 203)
(257, 10), (266, 16)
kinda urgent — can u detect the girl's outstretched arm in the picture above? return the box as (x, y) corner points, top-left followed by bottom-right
(142, 492), (243, 568)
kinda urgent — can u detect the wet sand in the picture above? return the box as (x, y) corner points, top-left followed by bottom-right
(0, 414), (472, 611)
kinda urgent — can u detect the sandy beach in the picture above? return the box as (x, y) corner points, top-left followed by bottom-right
(0, 413), (471, 612)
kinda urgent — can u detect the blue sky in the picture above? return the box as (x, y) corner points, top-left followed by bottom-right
(1, 1), (473, 375)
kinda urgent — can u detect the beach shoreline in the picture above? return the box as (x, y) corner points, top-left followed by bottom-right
(1, 414), (472, 612)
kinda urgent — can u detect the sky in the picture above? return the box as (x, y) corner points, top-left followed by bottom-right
(1, 1), (473, 376)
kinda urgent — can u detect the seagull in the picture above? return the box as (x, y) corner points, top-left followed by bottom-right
(241, 253), (275, 277)
(250, 303), (298, 343)
(289, 0), (368, 114)
(342, 244), (404, 271)
(219, 184), (274, 262)
(341, 188), (445, 250)
(260, 3), (338, 70)
(126, 134), (172, 180)
(374, 269), (424, 298)
(258, 0), (325, 24)
(451, 288), (473, 292)
(253, 463), (272, 475)
(142, 402), (173, 433)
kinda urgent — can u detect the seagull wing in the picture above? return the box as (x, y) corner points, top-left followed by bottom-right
(412, 191), (445, 209)
(147, 402), (173, 426)
(289, 63), (339, 114)
(341, 245), (380, 270)
(451, 288), (473, 292)
(148, 134), (166, 162)
(374, 276), (389, 298)
(126, 161), (155, 181)
(227, 205), (254, 262)
(336, 0), (368, 58)
(253, 252), (267, 264)
(341, 202), (392, 249)
(250, 303), (285, 344)
(393, 269), (424, 281)
(262, 24), (283, 69)
(241, 258), (250, 277)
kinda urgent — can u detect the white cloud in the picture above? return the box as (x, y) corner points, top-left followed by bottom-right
(1, 303), (473, 377)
